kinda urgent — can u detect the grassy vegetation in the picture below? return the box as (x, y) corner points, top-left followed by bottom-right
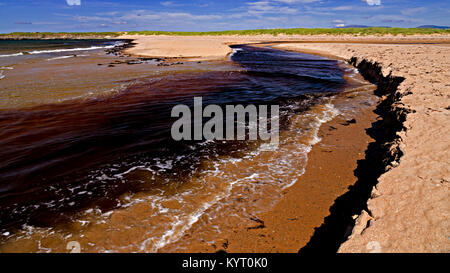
(127, 27), (450, 36)
(1, 28), (449, 38)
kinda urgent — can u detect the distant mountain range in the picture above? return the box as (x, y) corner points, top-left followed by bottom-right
(416, 25), (450, 29)
(336, 25), (389, 28)
(336, 25), (449, 29)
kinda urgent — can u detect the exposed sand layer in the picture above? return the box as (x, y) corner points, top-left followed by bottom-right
(120, 34), (450, 61)
(122, 34), (450, 252)
(273, 42), (450, 253)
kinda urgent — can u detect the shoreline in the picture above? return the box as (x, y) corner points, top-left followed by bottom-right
(164, 93), (379, 252)
(80, 35), (450, 252)
(0, 44), (377, 253)
(154, 50), (381, 253)
(120, 35), (448, 252)
(123, 35), (448, 252)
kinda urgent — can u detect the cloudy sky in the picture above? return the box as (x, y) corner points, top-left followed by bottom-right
(0, 0), (449, 33)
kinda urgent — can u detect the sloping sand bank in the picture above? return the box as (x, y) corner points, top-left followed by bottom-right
(271, 42), (450, 252)
(123, 34), (450, 252)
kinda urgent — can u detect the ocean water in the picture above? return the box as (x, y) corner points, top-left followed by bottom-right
(0, 40), (375, 252)
(0, 39), (124, 73)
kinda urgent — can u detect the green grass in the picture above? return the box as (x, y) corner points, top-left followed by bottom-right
(1, 28), (449, 38)
(126, 27), (450, 36)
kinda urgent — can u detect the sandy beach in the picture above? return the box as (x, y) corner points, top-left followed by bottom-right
(0, 33), (448, 254)
(2, 0), (450, 259)
(121, 34), (450, 253)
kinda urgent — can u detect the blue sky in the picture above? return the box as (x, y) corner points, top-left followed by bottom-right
(0, 0), (449, 33)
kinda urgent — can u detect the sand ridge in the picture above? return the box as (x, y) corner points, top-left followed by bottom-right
(273, 42), (450, 253)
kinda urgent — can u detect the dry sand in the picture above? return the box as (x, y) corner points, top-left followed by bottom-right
(120, 35), (234, 61)
(123, 34), (450, 253)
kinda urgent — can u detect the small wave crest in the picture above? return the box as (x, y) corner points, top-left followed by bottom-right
(229, 48), (243, 59)
(29, 45), (115, 55)
(0, 52), (24, 58)
(46, 55), (80, 61)
(0, 43), (119, 58)
(0, 66), (12, 80)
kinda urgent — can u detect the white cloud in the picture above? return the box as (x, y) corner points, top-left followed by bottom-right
(160, 1), (182, 7)
(401, 7), (427, 15)
(121, 11), (222, 22)
(247, 1), (298, 15)
(332, 19), (345, 27)
(332, 6), (353, 11)
(364, 0), (381, 6)
(275, 0), (319, 3)
(75, 15), (107, 22)
(66, 0), (81, 6)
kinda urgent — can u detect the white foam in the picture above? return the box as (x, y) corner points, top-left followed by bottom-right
(0, 44), (117, 58)
(113, 165), (155, 179)
(46, 55), (74, 61)
(29, 45), (115, 55)
(282, 178), (299, 190)
(229, 48), (243, 59)
(0, 52), (24, 58)
(142, 172), (262, 253)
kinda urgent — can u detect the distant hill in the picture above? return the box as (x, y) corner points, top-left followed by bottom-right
(336, 25), (391, 28)
(335, 25), (450, 30)
(416, 25), (450, 29)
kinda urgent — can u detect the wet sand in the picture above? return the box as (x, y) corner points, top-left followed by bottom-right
(159, 92), (379, 252)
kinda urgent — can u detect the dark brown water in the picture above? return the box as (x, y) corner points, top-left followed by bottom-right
(0, 42), (375, 252)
